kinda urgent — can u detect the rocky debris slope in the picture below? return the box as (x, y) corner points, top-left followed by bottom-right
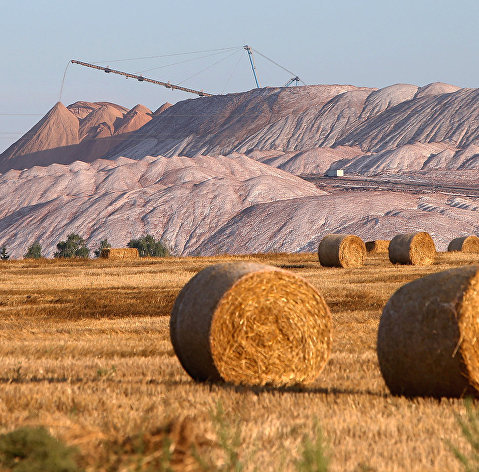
(0, 154), (325, 258)
(339, 86), (479, 152)
(196, 192), (479, 255)
(0, 101), (162, 171)
(1, 83), (478, 258)
(0, 153), (477, 258)
(3, 83), (479, 177)
(3, 102), (80, 159)
(106, 82), (479, 165)
(107, 85), (376, 158)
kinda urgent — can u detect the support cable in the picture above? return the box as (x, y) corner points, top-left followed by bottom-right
(221, 51), (245, 94)
(177, 50), (240, 86)
(136, 49), (235, 75)
(91, 47), (241, 64)
(59, 60), (71, 102)
(252, 48), (306, 85)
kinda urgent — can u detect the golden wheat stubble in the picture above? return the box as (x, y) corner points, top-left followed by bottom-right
(170, 262), (332, 386)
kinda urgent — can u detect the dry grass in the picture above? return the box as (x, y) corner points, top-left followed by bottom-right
(0, 252), (478, 471)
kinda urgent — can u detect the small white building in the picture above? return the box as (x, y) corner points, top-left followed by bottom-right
(326, 169), (344, 177)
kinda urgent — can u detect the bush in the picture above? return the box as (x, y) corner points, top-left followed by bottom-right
(0, 426), (80, 472)
(54, 234), (90, 259)
(94, 239), (111, 258)
(24, 241), (43, 259)
(127, 235), (170, 257)
(0, 246), (10, 260)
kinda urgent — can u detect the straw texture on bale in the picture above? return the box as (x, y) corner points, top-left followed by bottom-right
(365, 240), (390, 254)
(318, 234), (366, 268)
(388, 232), (436, 265)
(100, 248), (139, 260)
(377, 266), (479, 398)
(170, 262), (332, 386)
(448, 235), (479, 253)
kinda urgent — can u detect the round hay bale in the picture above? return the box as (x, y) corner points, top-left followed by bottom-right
(318, 234), (366, 268)
(377, 266), (479, 397)
(170, 262), (332, 386)
(388, 232), (436, 265)
(448, 235), (479, 253)
(100, 248), (139, 259)
(365, 240), (390, 254)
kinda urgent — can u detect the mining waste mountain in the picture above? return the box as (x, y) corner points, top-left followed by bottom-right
(3, 83), (479, 175)
(0, 101), (159, 172)
(0, 83), (478, 257)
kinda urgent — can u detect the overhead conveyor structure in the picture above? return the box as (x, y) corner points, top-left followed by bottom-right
(70, 60), (213, 97)
(69, 46), (305, 99)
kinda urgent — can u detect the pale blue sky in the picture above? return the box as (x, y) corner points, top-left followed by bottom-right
(1, 0), (478, 152)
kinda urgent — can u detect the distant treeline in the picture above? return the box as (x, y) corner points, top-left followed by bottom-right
(1, 234), (170, 260)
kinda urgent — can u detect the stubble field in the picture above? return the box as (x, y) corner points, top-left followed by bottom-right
(0, 252), (478, 471)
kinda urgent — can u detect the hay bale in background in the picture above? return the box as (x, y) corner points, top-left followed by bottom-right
(318, 234), (366, 268)
(365, 240), (390, 254)
(170, 262), (332, 386)
(377, 266), (479, 397)
(100, 248), (139, 260)
(448, 235), (479, 253)
(388, 232), (436, 265)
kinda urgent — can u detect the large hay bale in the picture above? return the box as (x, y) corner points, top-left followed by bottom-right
(377, 266), (479, 397)
(448, 235), (479, 253)
(100, 248), (139, 260)
(388, 232), (436, 265)
(365, 240), (390, 254)
(170, 262), (332, 386)
(318, 234), (366, 268)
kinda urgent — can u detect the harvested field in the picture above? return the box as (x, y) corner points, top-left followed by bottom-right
(0, 252), (478, 471)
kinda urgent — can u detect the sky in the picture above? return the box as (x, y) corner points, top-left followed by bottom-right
(1, 0), (478, 152)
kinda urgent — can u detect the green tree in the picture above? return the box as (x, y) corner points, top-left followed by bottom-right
(24, 241), (43, 259)
(127, 234), (170, 257)
(94, 238), (111, 258)
(54, 234), (90, 259)
(0, 246), (10, 260)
